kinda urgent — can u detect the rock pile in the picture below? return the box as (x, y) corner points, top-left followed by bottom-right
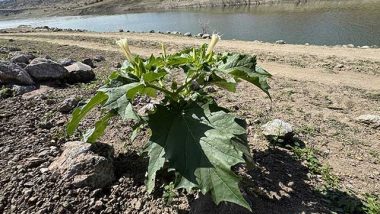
(0, 49), (98, 98)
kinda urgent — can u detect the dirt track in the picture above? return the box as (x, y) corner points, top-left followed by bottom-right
(1, 31), (380, 91)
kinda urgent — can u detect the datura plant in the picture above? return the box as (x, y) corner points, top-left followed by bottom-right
(67, 34), (271, 211)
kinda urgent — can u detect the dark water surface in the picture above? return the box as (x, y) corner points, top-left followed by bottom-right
(0, 1), (379, 45)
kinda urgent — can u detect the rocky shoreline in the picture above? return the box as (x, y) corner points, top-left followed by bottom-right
(2, 26), (379, 49)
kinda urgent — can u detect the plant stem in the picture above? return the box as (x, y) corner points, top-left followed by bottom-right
(145, 83), (177, 99)
(174, 73), (201, 95)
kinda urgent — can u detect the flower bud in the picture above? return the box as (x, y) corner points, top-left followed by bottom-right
(206, 34), (220, 55)
(116, 38), (134, 62)
(161, 43), (167, 58)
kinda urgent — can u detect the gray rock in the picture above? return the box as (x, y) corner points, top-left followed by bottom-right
(40, 168), (49, 173)
(10, 54), (32, 64)
(48, 141), (115, 188)
(0, 47), (21, 54)
(133, 199), (142, 210)
(202, 34), (211, 39)
(9, 52), (35, 62)
(37, 150), (50, 157)
(65, 62), (95, 83)
(261, 119), (294, 143)
(355, 115), (380, 128)
(204, 86), (216, 93)
(119, 29), (124, 32)
(276, 40), (286, 44)
(25, 58), (68, 81)
(93, 200), (104, 210)
(196, 33), (204, 37)
(361, 46), (370, 49)
(58, 96), (80, 113)
(24, 157), (45, 168)
(335, 64), (344, 69)
(11, 85), (37, 96)
(82, 58), (95, 68)
(0, 61), (35, 85)
(347, 44), (355, 48)
(0, 47), (9, 54)
(16, 62), (28, 69)
(149, 30), (155, 33)
(93, 55), (105, 62)
(58, 58), (75, 66)
(184, 32), (192, 37)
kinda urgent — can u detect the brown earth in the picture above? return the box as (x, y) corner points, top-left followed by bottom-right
(0, 28), (379, 213)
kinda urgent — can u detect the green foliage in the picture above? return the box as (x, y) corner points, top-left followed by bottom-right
(0, 87), (12, 98)
(292, 146), (339, 188)
(163, 182), (177, 205)
(363, 194), (380, 214)
(292, 145), (380, 214)
(67, 37), (271, 211)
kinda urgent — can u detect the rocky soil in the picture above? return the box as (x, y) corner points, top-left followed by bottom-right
(0, 30), (379, 213)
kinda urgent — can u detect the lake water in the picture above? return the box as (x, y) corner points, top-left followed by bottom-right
(0, 1), (379, 46)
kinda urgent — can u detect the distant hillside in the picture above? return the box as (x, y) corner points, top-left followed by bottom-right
(1, 0), (368, 18)
(0, 0), (88, 8)
(0, 0), (288, 10)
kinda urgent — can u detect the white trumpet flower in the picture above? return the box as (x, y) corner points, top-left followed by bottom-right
(206, 34), (221, 55)
(116, 38), (134, 62)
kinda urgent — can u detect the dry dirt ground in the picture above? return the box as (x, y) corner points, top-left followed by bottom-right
(0, 29), (379, 213)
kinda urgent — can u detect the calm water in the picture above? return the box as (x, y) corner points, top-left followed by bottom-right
(0, 1), (379, 45)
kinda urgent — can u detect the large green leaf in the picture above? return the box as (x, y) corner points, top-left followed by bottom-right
(147, 103), (251, 211)
(146, 142), (166, 193)
(66, 92), (108, 136)
(83, 111), (115, 143)
(209, 71), (237, 92)
(98, 83), (141, 121)
(67, 82), (141, 138)
(217, 54), (271, 97)
(142, 70), (167, 83)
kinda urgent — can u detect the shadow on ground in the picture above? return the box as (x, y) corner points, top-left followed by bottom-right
(110, 142), (364, 214)
(188, 147), (364, 214)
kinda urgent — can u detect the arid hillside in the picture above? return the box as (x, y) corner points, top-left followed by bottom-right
(0, 0), (309, 18)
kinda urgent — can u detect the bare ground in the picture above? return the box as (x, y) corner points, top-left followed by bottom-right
(0, 29), (379, 213)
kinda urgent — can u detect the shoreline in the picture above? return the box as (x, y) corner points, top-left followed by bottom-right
(1, 26), (379, 49)
(1, 27), (379, 78)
